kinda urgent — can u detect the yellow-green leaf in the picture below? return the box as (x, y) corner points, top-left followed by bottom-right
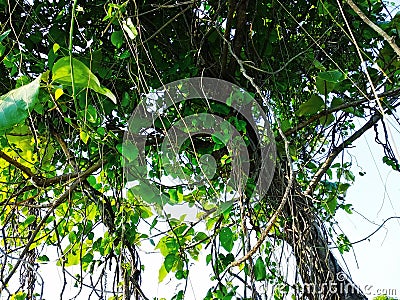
(55, 88), (64, 100)
(80, 130), (89, 144)
(52, 57), (117, 103)
(53, 43), (60, 53)
(65, 251), (80, 266)
(158, 264), (168, 282)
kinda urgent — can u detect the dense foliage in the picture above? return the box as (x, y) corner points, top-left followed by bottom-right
(0, 0), (400, 299)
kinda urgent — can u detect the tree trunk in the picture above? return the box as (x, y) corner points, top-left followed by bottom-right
(270, 167), (367, 300)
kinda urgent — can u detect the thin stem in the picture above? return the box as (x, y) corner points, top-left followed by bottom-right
(69, 0), (78, 106)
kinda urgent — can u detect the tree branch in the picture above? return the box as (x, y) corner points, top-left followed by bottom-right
(227, 0), (249, 75)
(349, 216), (400, 245)
(347, 0), (400, 58)
(305, 112), (382, 195)
(0, 158), (105, 291)
(0, 150), (36, 178)
(0, 147), (85, 190)
(282, 88), (400, 138)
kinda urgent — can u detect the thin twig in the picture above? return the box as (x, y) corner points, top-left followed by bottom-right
(349, 216), (400, 245)
(140, 6), (191, 45)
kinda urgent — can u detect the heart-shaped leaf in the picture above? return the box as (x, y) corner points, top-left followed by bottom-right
(219, 227), (234, 252)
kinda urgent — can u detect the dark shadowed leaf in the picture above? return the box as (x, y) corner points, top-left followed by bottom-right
(316, 77), (336, 94)
(318, 70), (345, 83)
(296, 95), (325, 116)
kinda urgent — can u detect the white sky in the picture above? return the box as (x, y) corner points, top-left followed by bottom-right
(334, 124), (400, 299)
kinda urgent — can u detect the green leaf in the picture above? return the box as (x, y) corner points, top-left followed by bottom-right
(0, 44), (5, 57)
(175, 270), (185, 280)
(338, 183), (351, 193)
(330, 97), (343, 108)
(340, 204), (353, 215)
(164, 253), (176, 272)
(319, 113), (335, 126)
(280, 119), (291, 132)
(130, 183), (159, 204)
(168, 189), (179, 204)
(0, 29), (11, 42)
(343, 106), (365, 117)
(82, 253), (94, 263)
(318, 70), (345, 83)
(172, 291), (184, 300)
(194, 232), (208, 242)
(316, 77), (336, 94)
(219, 227), (234, 252)
(37, 255), (50, 262)
(111, 30), (124, 48)
(52, 57), (117, 103)
(156, 236), (179, 256)
(324, 197), (337, 215)
(80, 105), (98, 124)
(10, 291), (27, 300)
(206, 254), (212, 265)
(158, 264), (168, 282)
(0, 75), (41, 132)
(23, 215), (36, 227)
(295, 95), (324, 116)
(383, 156), (399, 170)
(122, 141), (139, 162)
(16, 76), (31, 88)
(68, 231), (77, 243)
(254, 257), (267, 281)
(313, 60), (326, 71)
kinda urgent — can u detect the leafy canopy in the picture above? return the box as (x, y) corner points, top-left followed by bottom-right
(0, 0), (399, 299)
